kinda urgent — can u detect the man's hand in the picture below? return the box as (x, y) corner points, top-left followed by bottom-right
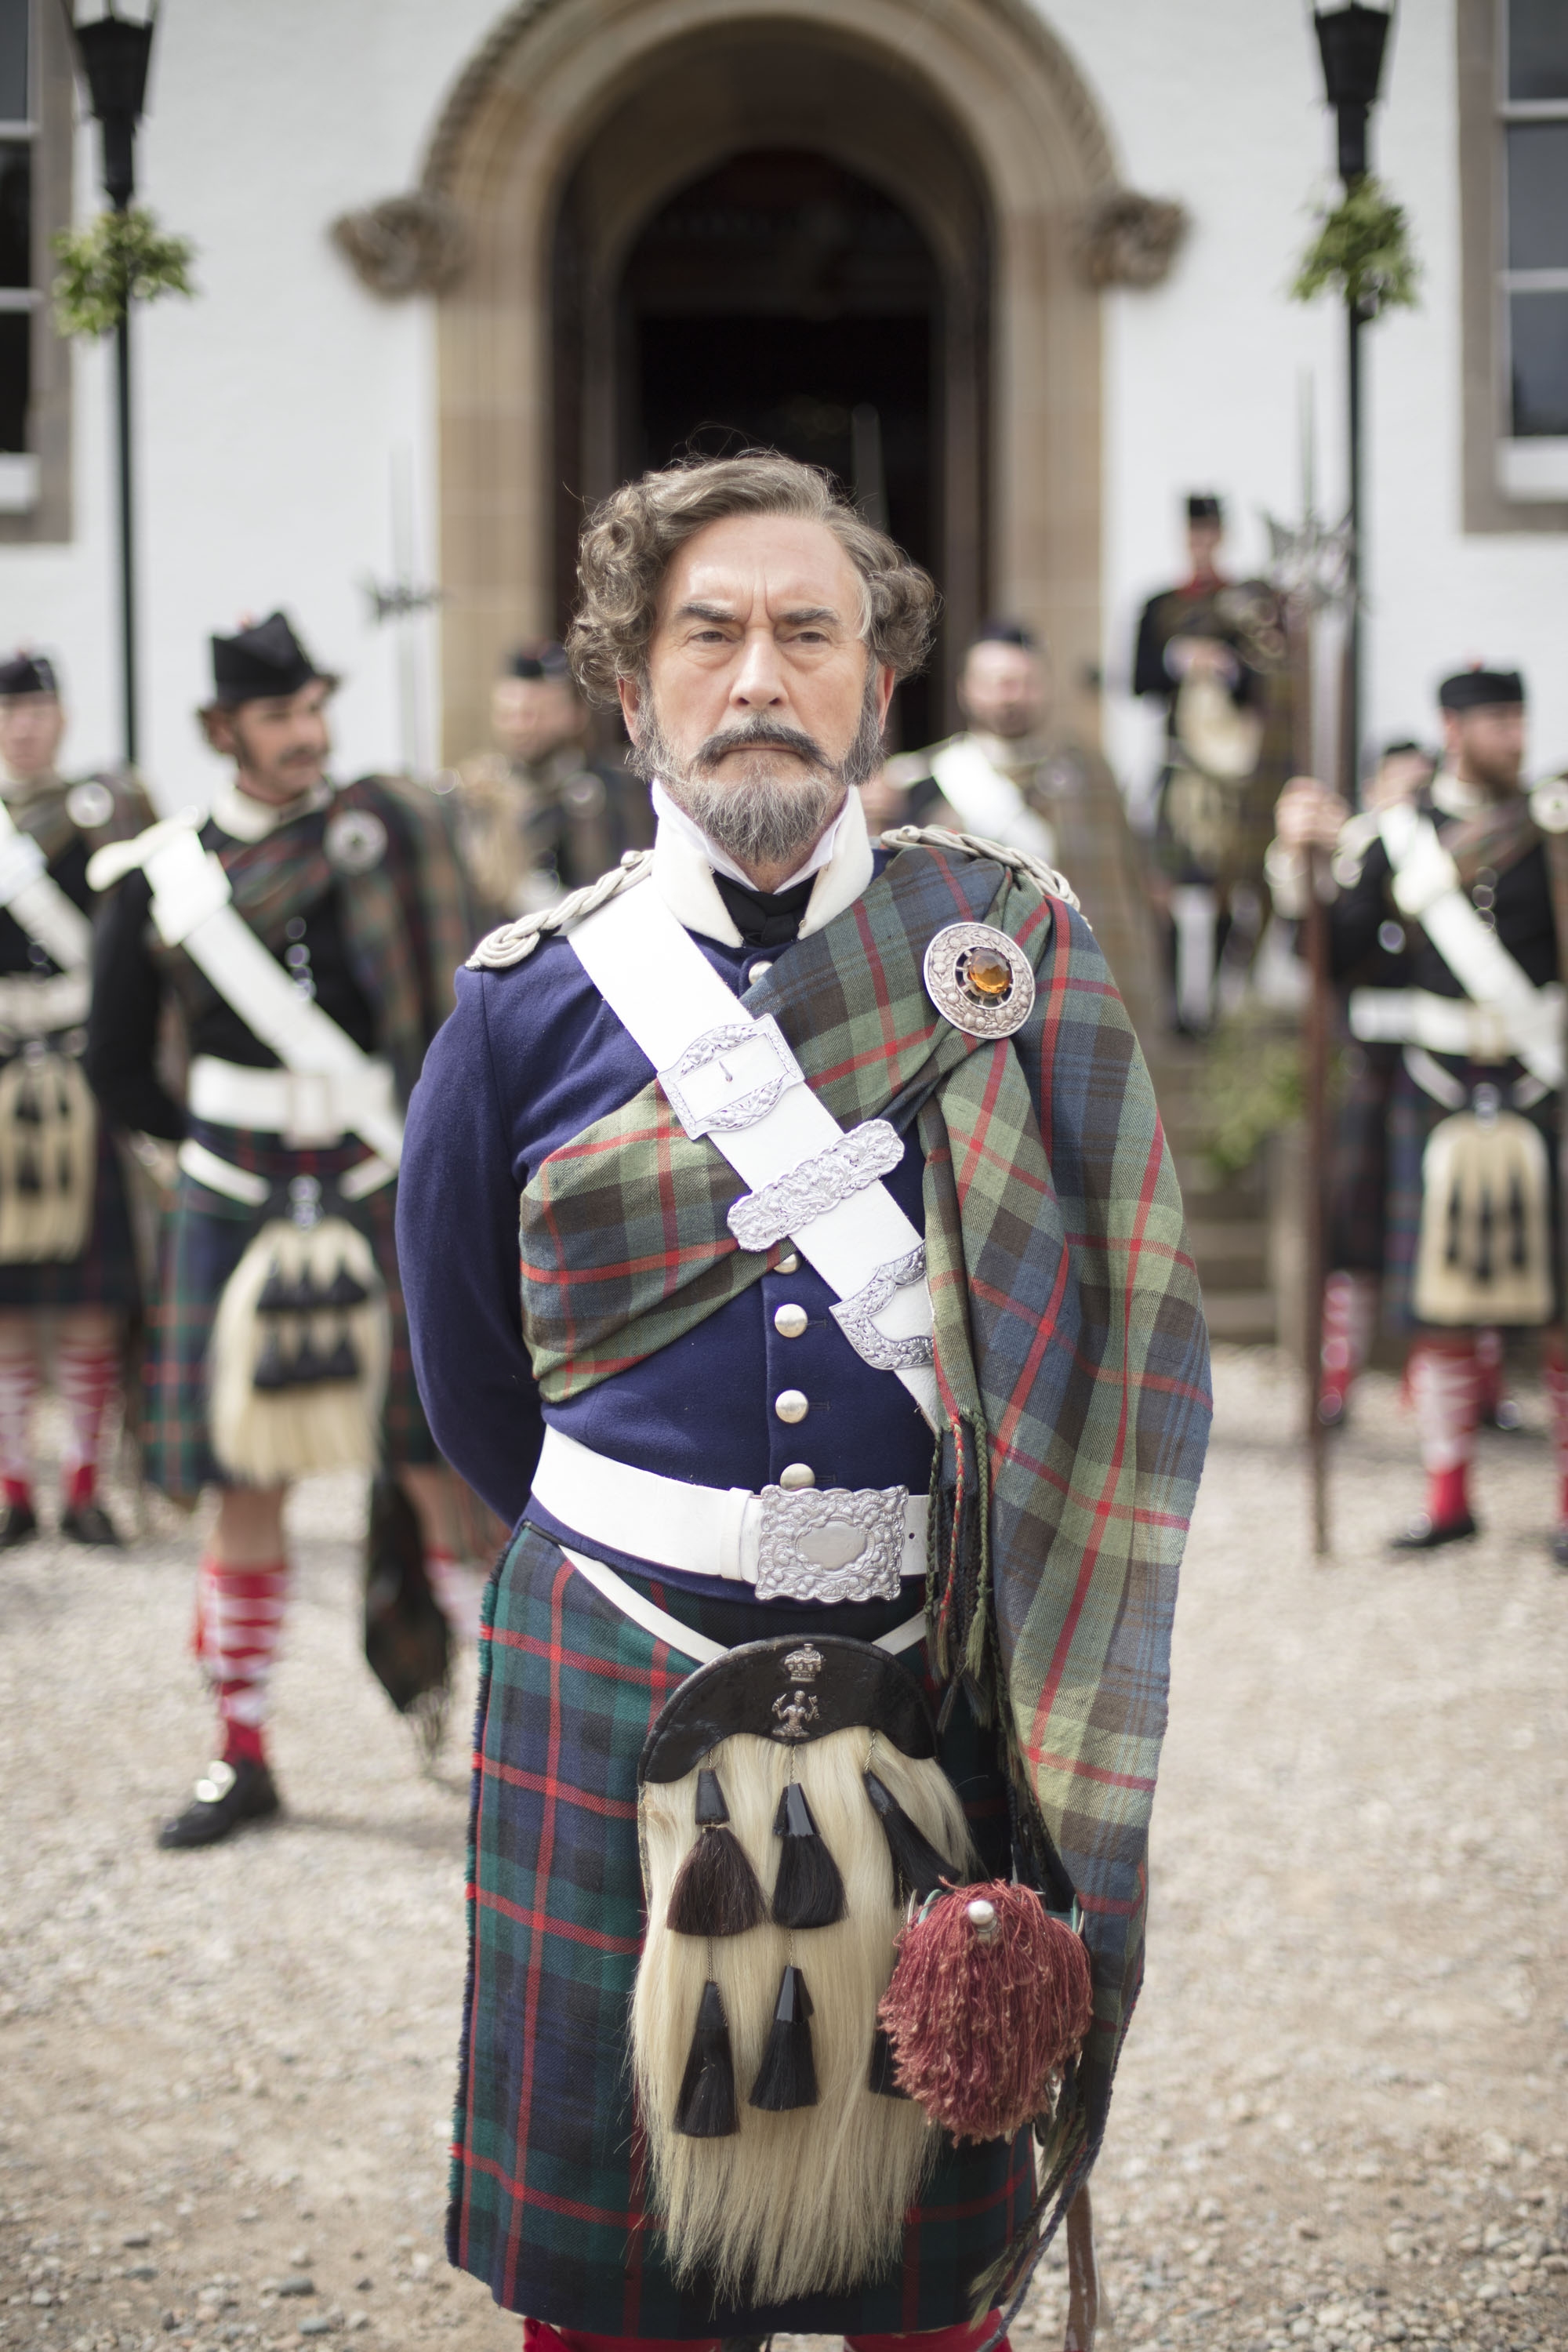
(1166, 634), (1240, 687)
(1274, 776), (1349, 851)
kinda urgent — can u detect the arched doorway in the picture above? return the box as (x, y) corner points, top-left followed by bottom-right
(430, 0), (1112, 764)
(551, 49), (991, 749)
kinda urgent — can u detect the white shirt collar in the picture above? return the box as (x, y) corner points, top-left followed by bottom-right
(648, 781), (874, 946)
(210, 773), (332, 842)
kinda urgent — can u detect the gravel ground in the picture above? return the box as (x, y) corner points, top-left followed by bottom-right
(1, 1349), (1564, 2352)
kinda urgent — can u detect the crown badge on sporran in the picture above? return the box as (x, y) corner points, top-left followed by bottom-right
(923, 921), (1036, 1039)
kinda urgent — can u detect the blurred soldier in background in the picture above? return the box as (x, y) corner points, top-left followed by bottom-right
(0, 652), (151, 1546)
(880, 619), (1162, 1033)
(85, 611), (477, 1846)
(450, 641), (652, 929)
(1134, 494), (1293, 1033)
(1275, 668), (1563, 1558)
(1267, 741), (1431, 1427)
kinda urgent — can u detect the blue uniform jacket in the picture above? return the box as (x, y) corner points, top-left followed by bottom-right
(397, 866), (935, 1576)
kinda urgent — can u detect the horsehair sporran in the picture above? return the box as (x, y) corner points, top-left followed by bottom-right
(0, 1051), (96, 1264)
(634, 1721), (978, 2305)
(208, 1217), (390, 1483)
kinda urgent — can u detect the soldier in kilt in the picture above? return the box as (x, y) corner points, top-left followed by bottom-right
(448, 638), (652, 931)
(0, 651), (151, 1547)
(1276, 668), (1566, 1556)
(84, 612), (475, 1847)
(398, 457), (1212, 2348)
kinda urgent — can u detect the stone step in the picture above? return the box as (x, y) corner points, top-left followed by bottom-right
(1186, 1221), (1269, 1284)
(1198, 1286), (1278, 1342)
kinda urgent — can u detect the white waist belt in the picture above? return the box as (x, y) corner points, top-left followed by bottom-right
(531, 1425), (927, 1605)
(1348, 983), (1565, 1080)
(188, 1053), (401, 1148)
(0, 970), (91, 1038)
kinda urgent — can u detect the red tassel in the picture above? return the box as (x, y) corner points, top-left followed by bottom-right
(877, 1879), (1094, 2144)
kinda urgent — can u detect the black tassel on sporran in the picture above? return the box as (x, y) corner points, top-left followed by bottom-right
(673, 1978), (739, 2139)
(862, 1768), (958, 1904)
(749, 1963), (817, 2111)
(666, 1767), (766, 1937)
(770, 1780), (844, 1929)
(868, 2024), (910, 2100)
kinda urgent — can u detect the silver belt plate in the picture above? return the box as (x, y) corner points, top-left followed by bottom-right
(754, 1482), (911, 1603)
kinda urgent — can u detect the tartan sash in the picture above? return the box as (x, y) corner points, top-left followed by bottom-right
(158, 777), (468, 1104)
(517, 841), (1212, 2256)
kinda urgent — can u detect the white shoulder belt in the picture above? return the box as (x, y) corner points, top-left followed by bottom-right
(87, 816), (405, 1164)
(929, 738), (1055, 864)
(1346, 803), (1564, 1092)
(567, 873), (941, 1429)
(0, 797), (93, 975)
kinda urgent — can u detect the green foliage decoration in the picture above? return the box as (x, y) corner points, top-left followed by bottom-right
(1291, 175), (1419, 319)
(52, 206), (196, 340)
(1198, 1016), (1312, 1184)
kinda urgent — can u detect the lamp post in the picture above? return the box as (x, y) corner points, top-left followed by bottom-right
(63, 2), (158, 770)
(1311, 1), (1394, 795)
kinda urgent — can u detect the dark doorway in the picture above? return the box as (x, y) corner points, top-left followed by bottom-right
(554, 140), (963, 753)
(621, 151), (936, 748)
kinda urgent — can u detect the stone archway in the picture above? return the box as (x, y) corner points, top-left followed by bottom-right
(424, 0), (1117, 762)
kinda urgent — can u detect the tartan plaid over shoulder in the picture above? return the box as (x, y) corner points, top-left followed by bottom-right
(517, 842), (1212, 2234)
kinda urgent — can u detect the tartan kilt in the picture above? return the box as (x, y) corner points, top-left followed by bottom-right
(0, 1114), (140, 1312)
(1384, 1057), (1563, 1331)
(143, 1119), (437, 1504)
(1327, 1042), (1399, 1276)
(450, 1521), (1036, 2339)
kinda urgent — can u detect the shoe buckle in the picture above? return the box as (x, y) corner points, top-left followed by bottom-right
(194, 1759), (237, 1804)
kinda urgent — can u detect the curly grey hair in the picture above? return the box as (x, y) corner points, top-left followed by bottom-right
(566, 452), (939, 703)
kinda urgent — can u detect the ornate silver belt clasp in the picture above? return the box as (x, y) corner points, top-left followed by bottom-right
(659, 1014), (804, 1138)
(755, 1483), (911, 1602)
(830, 1243), (934, 1370)
(727, 1117), (904, 1253)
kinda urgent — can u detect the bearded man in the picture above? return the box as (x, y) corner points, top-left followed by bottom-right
(885, 622), (1162, 1035)
(0, 652), (150, 1545)
(85, 612), (475, 1846)
(1275, 667), (1566, 1555)
(399, 456), (1210, 2350)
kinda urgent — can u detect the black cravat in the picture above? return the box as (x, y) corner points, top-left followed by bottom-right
(712, 869), (816, 949)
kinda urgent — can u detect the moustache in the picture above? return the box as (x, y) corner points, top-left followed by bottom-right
(692, 720), (829, 775)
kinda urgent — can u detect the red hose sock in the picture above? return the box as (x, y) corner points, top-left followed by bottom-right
(0, 1337), (39, 1508)
(54, 1331), (119, 1504)
(1319, 1270), (1377, 1417)
(198, 1557), (289, 1767)
(1407, 1338), (1479, 1527)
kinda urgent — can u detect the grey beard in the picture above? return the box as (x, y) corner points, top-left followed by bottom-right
(633, 679), (885, 876)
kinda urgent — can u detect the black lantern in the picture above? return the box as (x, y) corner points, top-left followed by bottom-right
(1312, 2), (1395, 180)
(69, 5), (157, 209)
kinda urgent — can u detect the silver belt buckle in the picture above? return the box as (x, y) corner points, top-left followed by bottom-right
(659, 1014), (804, 1138)
(755, 1483), (909, 1603)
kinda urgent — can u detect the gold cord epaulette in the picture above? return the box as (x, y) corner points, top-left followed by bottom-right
(877, 823), (1081, 913)
(465, 849), (654, 970)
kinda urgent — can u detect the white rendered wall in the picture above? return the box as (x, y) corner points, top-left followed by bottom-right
(2, 0), (1565, 811)
(1054, 0), (1568, 800)
(0, 0), (499, 809)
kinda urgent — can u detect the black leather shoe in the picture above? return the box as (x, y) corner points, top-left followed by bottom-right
(0, 1498), (38, 1549)
(157, 1758), (281, 1850)
(60, 1500), (123, 1548)
(1389, 1512), (1478, 1553)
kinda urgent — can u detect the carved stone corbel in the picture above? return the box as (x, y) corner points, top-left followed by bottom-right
(1076, 189), (1190, 290)
(329, 191), (468, 298)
